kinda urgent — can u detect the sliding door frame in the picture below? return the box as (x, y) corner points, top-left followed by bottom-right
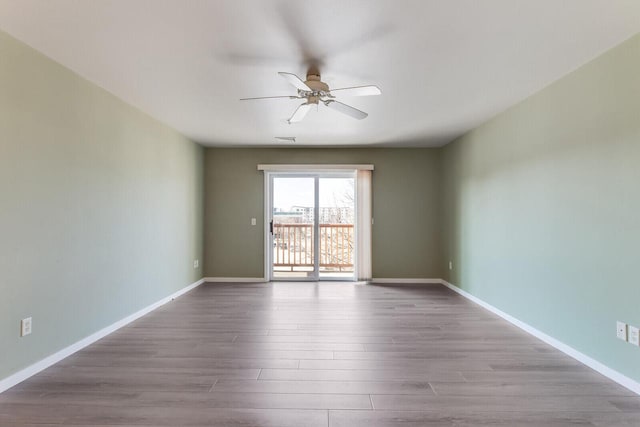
(264, 170), (358, 282)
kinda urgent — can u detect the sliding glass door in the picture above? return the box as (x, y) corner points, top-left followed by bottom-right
(271, 176), (316, 280)
(268, 173), (356, 281)
(318, 176), (355, 279)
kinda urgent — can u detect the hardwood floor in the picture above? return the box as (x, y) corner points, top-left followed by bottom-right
(1, 282), (639, 426)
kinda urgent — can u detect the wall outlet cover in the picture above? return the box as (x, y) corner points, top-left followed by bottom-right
(617, 321), (628, 341)
(449, 261), (453, 270)
(21, 317), (32, 337)
(193, 259), (199, 269)
(628, 325), (640, 346)
(251, 218), (257, 226)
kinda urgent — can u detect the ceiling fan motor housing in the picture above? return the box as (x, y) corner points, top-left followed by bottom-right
(303, 73), (329, 104)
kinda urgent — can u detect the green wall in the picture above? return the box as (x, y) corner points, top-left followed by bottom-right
(204, 148), (443, 279)
(441, 34), (640, 383)
(0, 31), (204, 380)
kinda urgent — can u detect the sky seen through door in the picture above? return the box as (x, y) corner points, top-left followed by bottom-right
(273, 178), (354, 211)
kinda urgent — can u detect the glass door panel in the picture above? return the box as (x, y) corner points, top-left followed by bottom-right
(318, 177), (356, 280)
(271, 177), (316, 280)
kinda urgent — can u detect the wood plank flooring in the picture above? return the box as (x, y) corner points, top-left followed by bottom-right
(1, 282), (639, 426)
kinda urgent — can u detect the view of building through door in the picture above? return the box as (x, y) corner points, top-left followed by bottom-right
(271, 176), (316, 279)
(270, 174), (355, 281)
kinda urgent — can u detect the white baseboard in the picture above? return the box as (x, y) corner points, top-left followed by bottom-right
(0, 278), (205, 394)
(370, 278), (442, 284)
(204, 277), (267, 283)
(440, 280), (640, 396)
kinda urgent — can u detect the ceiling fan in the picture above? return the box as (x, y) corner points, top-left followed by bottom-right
(240, 70), (381, 123)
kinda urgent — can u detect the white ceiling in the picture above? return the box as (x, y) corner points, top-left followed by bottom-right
(1, 1), (639, 147)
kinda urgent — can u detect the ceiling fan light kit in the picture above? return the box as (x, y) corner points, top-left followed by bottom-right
(240, 70), (381, 124)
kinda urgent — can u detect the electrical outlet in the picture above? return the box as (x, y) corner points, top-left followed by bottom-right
(20, 317), (32, 337)
(617, 321), (628, 341)
(449, 261), (453, 270)
(251, 218), (257, 226)
(628, 325), (640, 346)
(193, 259), (199, 269)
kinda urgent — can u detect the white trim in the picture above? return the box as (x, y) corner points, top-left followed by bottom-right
(313, 176), (320, 278)
(440, 280), (640, 396)
(204, 277), (268, 283)
(0, 278), (205, 394)
(370, 278), (443, 284)
(258, 164), (374, 171)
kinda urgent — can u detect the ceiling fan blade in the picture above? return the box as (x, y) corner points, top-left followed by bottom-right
(240, 95), (300, 101)
(279, 72), (311, 91)
(277, 4), (324, 73)
(329, 85), (382, 97)
(288, 103), (313, 123)
(324, 100), (368, 120)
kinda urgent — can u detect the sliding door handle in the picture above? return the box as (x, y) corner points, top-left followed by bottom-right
(270, 220), (274, 234)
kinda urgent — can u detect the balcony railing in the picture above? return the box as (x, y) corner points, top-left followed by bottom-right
(273, 223), (354, 271)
